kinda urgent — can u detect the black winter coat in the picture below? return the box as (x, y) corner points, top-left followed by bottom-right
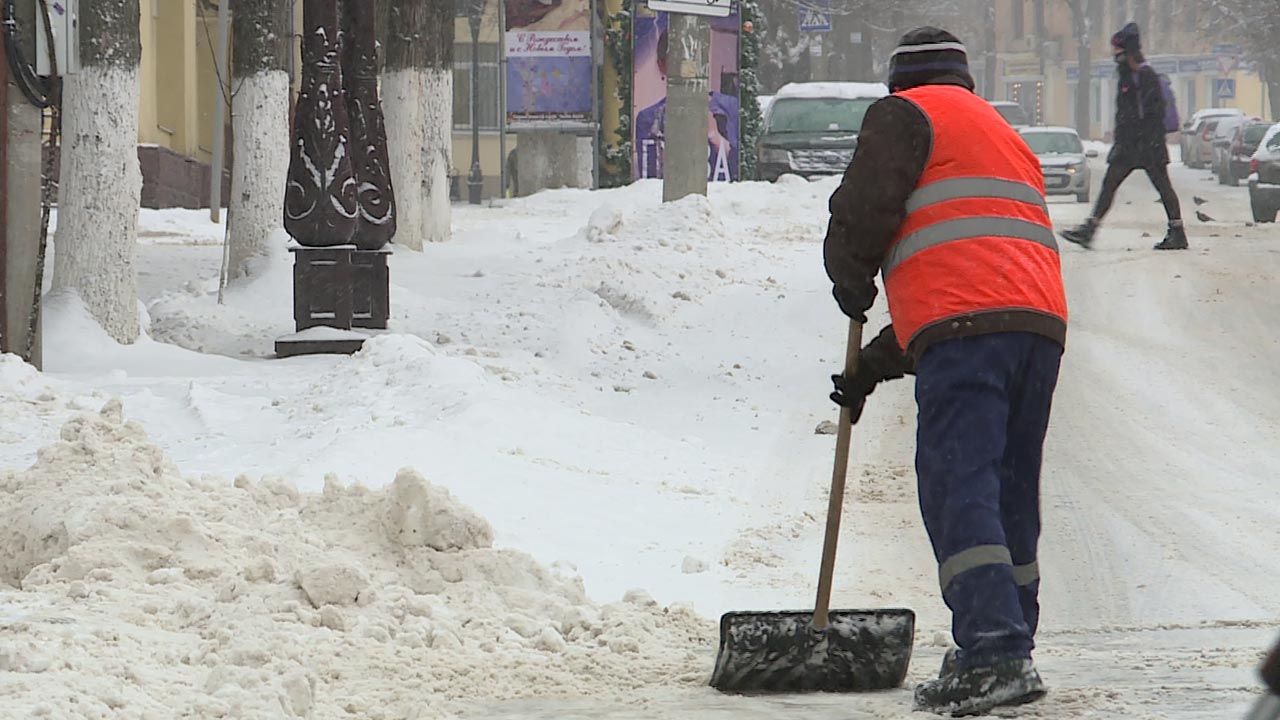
(1109, 64), (1170, 168)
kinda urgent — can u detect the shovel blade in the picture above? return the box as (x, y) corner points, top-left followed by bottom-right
(710, 608), (915, 693)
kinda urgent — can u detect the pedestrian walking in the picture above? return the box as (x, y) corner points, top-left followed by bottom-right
(1060, 22), (1188, 250)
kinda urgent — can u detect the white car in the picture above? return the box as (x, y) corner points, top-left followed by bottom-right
(1181, 108), (1244, 169)
(991, 101), (1030, 129)
(1019, 126), (1098, 204)
(1248, 123), (1280, 223)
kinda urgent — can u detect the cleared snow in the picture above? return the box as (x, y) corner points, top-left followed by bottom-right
(4, 153), (1279, 717)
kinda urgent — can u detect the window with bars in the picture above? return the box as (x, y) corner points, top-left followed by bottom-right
(453, 42), (503, 131)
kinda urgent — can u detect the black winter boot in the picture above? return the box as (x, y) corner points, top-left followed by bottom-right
(913, 658), (1047, 717)
(938, 647), (961, 678)
(1059, 219), (1097, 249)
(1154, 222), (1189, 250)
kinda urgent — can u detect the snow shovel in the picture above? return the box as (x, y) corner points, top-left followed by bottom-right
(710, 319), (915, 693)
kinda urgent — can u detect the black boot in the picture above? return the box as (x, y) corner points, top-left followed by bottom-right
(1059, 219), (1097, 249)
(938, 646), (961, 678)
(913, 658), (1047, 717)
(1154, 223), (1189, 250)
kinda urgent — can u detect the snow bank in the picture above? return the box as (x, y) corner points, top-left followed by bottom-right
(0, 400), (714, 717)
(142, 176), (834, 360)
(146, 230), (294, 358)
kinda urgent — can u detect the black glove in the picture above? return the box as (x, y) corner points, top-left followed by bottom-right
(828, 324), (909, 424)
(830, 372), (876, 424)
(831, 286), (870, 325)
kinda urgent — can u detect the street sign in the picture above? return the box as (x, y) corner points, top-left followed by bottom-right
(1213, 43), (1242, 56)
(1214, 78), (1236, 101)
(799, 0), (831, 32)
(647, 0), (731, 18)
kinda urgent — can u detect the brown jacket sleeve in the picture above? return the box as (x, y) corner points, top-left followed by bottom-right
(822, 95), (933, 382)
(822, 95), (933, 324)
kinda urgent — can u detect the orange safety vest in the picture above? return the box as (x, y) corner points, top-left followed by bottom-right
(882, 85), (1068, 352)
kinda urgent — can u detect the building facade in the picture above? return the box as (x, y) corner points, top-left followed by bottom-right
(992, 0), (1271, 140)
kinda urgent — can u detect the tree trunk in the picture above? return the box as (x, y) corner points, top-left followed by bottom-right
(381, 0), (454, 250)
(1266, 62), (1280, 121)
(1071, 1), (1092, 140)
(228, 0), (293, 282)
(52, 0), (142, 344)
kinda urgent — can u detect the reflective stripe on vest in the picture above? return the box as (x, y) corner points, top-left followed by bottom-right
(883, 177), (1059, 278)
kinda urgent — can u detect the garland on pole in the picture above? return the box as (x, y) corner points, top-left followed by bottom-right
(602, 0), (633, 187)
(738, 0), (763, 181)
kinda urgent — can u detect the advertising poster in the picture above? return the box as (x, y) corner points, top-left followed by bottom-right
(505, 0), (594, 126)
(632, 3), (741, 182)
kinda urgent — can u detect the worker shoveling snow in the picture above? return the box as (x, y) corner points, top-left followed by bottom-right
(0, 400), (715, 718)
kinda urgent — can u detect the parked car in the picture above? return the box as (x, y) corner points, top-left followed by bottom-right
(755, 82), (889, 182)
(1181, 108), (1243, 168)
(1210, 115), (1258, 178)
(990, 101), (1030, 129)
(1019, 126), (1098, 203)
(1248, 124), (1280, 223)
(1221, 120), (1275, 186)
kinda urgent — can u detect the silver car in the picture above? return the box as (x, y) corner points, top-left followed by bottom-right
(1019, 127), (1097, 204)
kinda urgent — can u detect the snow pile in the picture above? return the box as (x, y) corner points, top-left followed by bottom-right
(135, 209), (231, 246)
(146, 231), (294, 358)
(274, 334), (494, 431)
(0, 402), (715, 718)
(535, 194), (741, 326)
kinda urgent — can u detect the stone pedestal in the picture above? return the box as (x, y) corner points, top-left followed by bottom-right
(514, 132), (594, 197)
(274, 243), (392, 358)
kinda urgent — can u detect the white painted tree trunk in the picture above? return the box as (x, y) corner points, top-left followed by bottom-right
(383, 68), (453, 250)
(227, 70), (292, 282)
(52, 67), (142, 344)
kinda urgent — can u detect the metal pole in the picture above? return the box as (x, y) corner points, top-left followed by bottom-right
(498, 0), (507, 198)
(0, 23), (9, 350)
(467, 0), (484, 205)
(589, 0), (599, 189)
(662, 11), (709, 203)
(209, 0), (232, 222)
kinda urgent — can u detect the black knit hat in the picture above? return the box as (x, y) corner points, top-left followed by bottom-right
(888, 27), (975, 92)
(1111, 22), (1141, 54)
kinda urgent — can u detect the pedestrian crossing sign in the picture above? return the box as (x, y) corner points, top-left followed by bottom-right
(1214, 78), (1236, 101)
(799, 2), (831, 32)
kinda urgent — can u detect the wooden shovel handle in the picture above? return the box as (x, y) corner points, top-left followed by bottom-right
(813, 319), (862, 629)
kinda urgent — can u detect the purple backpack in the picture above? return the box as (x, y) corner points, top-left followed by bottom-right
(1157, 73), (1180, 133)
(1139, 64), (1181, 132)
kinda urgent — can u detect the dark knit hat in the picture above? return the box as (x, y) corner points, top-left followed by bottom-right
(1111, 22), (1141, 54)
(888, 27), (975, 92)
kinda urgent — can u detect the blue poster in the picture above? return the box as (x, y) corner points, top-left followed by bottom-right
(632, 5), (742, 181)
